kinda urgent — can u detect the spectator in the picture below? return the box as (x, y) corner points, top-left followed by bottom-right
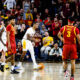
(35, 14), (43, 31)
(15, 42), (22, 61)
(23, 0), (30, 20)
(42, 8), (50, 20)
(26, 9), (33, 20)
(40, 25), (48, 37)
(2, 5), (9, 16)
(33, 8), (38, 20)
(25, 9), (33, 27)
(44, 16), (52, 36)
(49, 43), (62, 61)
(4, 0), (16, 10)
(40, 32), (53, 61)
(61, 2), (74, 25)
(52, 18), (61, 42)
(15, 24), (26, 44)
(44, 16), (52, 29)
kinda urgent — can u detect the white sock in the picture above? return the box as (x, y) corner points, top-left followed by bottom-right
(11, 66), (14, 70)
(30, 50), (37, 66)
(2, 62), (5, 65)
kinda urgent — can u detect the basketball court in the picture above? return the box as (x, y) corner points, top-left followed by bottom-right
(0, 63), (80, 80)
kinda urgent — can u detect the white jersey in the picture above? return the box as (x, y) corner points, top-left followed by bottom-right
(4, 0), (16, 10)
(0, 26), (6, 44)
(23, 27), (35, 40)
(0, 26), (7, 52)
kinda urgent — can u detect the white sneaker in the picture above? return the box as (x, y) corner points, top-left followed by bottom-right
(33, 64), (41, 70)
(64, 70), (70, 80)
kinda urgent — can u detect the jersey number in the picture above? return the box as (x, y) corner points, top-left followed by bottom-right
(67, 31), (71, 37)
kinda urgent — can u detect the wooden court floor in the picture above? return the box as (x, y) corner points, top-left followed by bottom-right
(0, 63), (80, 80)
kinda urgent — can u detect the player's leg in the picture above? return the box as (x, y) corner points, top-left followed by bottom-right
(17, 51), (27, 68)
(62, 45), (70, 79)
(28, 41), (41, 69)
(17, 39), (27, 68)
(70, 60), (75, 80)
(63, 60), (68, 72)
(20, 51), (27, 62)
(10, 54), (19, 74)
(70, 45), (78, 80)
(0, 43), (6, 72)
(29, 42), (37, 66)
(1, 50), (5, 63)
(0, 50), (6, 72)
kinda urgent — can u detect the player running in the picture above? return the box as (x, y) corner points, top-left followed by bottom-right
(18, 22), (42, 70)
(58, 17), (80, 80)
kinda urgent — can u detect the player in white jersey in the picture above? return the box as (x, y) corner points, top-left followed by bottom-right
(0, 20), (7, 72)
(18, 22), (41, 69)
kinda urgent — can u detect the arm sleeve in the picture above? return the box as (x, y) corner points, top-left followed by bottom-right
(76, 28), (79, 35)
(59, 27), (64, 33)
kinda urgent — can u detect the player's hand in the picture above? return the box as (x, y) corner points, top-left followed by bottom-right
(60, 37), (64, 43)
(8, 44), (11, 50)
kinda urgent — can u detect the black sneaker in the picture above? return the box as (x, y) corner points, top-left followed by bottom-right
(11, 69), (19, 74)
(1, 65), (4, 72)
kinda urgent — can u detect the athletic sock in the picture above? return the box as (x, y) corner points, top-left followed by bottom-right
(11, 66), (14, 71)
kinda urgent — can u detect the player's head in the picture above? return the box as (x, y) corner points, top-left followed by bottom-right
(8, 16), (15, 25)
(45, 32), (49, 37)
(33, 22), (39, 30)
(68, 17), (74, 25)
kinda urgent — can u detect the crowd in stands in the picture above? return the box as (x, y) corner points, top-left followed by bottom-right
(0, 0), (80, 62)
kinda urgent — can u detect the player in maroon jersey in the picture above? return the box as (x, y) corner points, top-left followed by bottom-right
(58, 17), (80, 80)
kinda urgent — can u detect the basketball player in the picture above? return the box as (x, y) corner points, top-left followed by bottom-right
(0, 20), (7, 72)
(58, 17), (80, 80)
(6, 16), (19, 74)
(18, 22), (42, 70)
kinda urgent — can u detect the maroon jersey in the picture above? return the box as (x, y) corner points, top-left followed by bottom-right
(60, 25), (79, 44)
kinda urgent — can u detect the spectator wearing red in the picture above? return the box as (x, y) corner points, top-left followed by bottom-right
(52, 18), (61, 42)
(35, 14), (42, 22)
(25, 15), (33, 27)
(44, 16), (52, 34)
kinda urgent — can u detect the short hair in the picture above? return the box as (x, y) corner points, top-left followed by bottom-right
(8, 16), (15, 21)
(68, 17), (74, 22)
